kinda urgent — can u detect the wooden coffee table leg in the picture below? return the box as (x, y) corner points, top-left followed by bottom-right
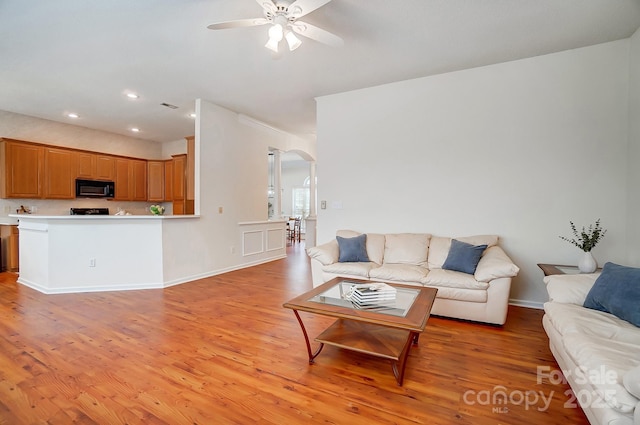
(392, 331), (418, 386)
(292, 310), (324, 364)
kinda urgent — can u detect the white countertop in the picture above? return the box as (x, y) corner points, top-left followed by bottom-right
(9, 214), (199, 220)
(0, 216), (19, 225)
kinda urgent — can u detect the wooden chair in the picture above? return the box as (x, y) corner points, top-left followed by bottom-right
(290, 218), (301, 243)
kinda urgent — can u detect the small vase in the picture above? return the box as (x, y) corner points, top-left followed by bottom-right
(578, 251), (597, 273)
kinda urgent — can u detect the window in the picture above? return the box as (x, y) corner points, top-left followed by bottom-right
(292, 186), (309, 219)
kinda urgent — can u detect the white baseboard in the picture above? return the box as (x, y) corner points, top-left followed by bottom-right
(509, 298), (544, 310)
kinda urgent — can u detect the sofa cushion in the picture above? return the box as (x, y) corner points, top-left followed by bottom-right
(369, 264), (428, 283)
(336, 230), (385, 265)
(422, 269), (489, 290)
(322, 262), (377, 278)
(424, 285), (488, 302)
(563, 331), (640, 414)
(474, 246), (520, 282)
(543, 273), (600, 305)
(544, 302), (640, 345)
(428, 235), (499, 269)
(337, 234), (370, 263)
(383, 233), (430, 266)
(624, 365), (640, 400)
(442, 239), (487, 274)
(307, 240), (339, 266)
(545, 302), (640, 413)
(584, 262), (640, 327)
(365, 233), (386, 265)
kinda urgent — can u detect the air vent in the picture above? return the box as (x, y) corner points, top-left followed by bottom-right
(161, 102), (179, 109)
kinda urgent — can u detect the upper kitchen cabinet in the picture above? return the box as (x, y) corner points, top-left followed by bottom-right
(77, 152), (116, 181)
(114, 158), (131, 200)
(114, 158), (147, 201)
(44, 147), (76, 199)
(130, 159), (147, 201)
(96, 155), (116, 181)
(164, 160), (174, 202)
(147, 160), (165, 202)
(0, 139), (44, 199)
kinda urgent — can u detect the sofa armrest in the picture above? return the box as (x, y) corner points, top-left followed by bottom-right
(474, 246), (520, 282)
(542, 273), (599, 305)
(307, 240), (339, 266)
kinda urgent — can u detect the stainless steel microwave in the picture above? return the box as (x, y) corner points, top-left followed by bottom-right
(75, 179), (115, 198)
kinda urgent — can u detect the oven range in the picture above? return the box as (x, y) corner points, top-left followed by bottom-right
(69, 208), (110, 215)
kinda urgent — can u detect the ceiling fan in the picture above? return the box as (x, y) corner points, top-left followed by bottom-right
(207, 0), (343, 53)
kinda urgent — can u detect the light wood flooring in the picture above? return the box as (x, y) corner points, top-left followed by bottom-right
(0, 242), (589, 424)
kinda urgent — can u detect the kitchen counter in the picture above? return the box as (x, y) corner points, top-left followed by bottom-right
(8, 214), (199, 220)
(0, 216), (19, 225)
(11, 214), (201, 294)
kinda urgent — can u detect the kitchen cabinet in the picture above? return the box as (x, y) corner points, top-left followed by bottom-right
(172, 154), (193, 214)
(172, 154), (186, 201)
(164, 160), (174, 202)
(147, 161), (165, 202)
(114, 158), (131, 200)
(130, 159), (147, 201)
(96, 155), (116, 180)
(0, 225), (19, 272)
(77, 152), (115, 181)
(44, 147), (76, 199)
(9, 225), (18, 272)
(115, 158), (147, 201)
(1, 138), (162, 203)
(186, 136), (195, 202)
(76, 152), (96, 178)
(0, 139), (44, 199)
(171, 136), (195, 213)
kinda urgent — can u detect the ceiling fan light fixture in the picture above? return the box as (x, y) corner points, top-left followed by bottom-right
(265, 23), (284, 52)
(268, 23), (283, 42)
(285, 31), (302, 51)
(265, 37), (279, 52)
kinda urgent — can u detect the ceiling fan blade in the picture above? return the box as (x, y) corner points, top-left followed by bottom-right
(207, 18), (268, 30)
(255, 0), (276, 14)
(291, 21), (343, 47)
(287, 0), (333, 18)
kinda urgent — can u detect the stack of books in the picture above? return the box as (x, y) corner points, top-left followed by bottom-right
(349, 283), (397, 308)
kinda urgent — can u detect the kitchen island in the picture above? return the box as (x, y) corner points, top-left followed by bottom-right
(12, 214), (201, 293)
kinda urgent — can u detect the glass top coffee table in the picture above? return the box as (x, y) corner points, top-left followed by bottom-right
(283, 277), (437, 385)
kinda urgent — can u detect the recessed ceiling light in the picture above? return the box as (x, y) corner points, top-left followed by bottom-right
(189, 113), (196, 119)
(67, 113), (79, 118)
(126, 93), (139, 99)
(131, 128), (140, 133)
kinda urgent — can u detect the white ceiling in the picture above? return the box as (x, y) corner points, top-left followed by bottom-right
(1, 0), (639, 143)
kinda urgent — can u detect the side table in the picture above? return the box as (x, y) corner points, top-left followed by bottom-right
(537, 263), (601, 276)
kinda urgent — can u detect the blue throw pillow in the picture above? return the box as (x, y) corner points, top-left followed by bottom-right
(442, 239), (487, 274)
(583, 262), (640, 327)
(337, 234), (370, 263)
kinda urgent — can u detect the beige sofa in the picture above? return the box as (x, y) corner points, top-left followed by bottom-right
(543, 273), (640, 425)
(307, 230), (520, 325)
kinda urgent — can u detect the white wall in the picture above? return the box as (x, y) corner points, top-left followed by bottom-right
(628, 28), (640, 266)
(159, 99), (314, 283)
(316, 40), (631, 306)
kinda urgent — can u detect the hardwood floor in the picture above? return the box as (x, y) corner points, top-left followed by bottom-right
(0, 242), (589, 424)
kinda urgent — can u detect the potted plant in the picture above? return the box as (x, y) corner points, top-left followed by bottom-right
(559, 219), (606, 273)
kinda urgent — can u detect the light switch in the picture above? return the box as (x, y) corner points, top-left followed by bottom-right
(320, 200), (327, 209)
